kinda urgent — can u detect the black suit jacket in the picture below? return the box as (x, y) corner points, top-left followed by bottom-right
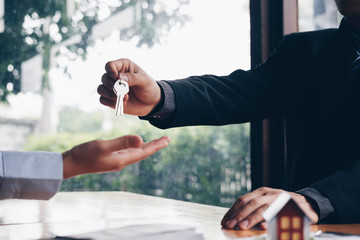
(151, 25), (360, 223)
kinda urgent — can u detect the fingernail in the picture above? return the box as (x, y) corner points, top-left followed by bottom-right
(226, 219), (237, 229)
(239, 220), (249, 229)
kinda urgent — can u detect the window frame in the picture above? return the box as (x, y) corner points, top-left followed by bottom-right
(249, 0), (298, 189)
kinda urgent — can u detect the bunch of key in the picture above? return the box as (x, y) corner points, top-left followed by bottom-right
(113, 73), (129, 116)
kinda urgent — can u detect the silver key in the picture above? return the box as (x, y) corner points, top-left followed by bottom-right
(113, 79), (129, 116)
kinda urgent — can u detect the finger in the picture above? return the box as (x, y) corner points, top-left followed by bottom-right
(102, 73), (117, 90)
(222, 198), (248, 227)
(116, 136), (170, 167)
(233, 189), (281, 221)
(260, 221), (267, 230)
(223, 188), (282, 229)
(225, 201), (255, 230)
(105, 60), (124, 80)
(97, 84), (117, 100)
(100, 135), (144, 153)
(290, 193), (319, 223)
(120, 72), (154, 89)
(222, 189), (265, 226)
(140, 136), (171, 153)
(236, 204), (269, 230)
(105, 58), (140, 79)
(232, 198), (264, 222)
(99, 96), (116, 108)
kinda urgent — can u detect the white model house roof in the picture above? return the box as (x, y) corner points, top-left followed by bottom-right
(262, 192), (311, 222)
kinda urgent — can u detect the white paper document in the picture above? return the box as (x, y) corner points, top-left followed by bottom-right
(65, 224), (205, 240)
(313, 231), (360, 240)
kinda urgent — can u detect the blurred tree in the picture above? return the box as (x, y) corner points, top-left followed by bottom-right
(58, 106), (103, 133)
(26, 119), (250, 207)
(0, 0), (190, 102)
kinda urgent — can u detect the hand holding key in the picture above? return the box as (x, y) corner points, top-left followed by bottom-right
(98, 58), (162, 116)
(113, 77), (129, 116)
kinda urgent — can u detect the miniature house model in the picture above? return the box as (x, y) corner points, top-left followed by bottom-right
(263, 192), (310, 240)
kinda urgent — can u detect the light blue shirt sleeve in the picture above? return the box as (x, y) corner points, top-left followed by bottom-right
(0, 151), (63, 200)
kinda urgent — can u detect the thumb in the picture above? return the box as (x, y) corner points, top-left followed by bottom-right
(120, 72), (155, 89)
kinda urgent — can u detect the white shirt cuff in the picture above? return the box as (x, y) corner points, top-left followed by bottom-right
(0, 151), (63, 200)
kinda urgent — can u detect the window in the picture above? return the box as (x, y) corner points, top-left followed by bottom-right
(292, 232), (301, 240)
(280, 216), (290, 229)
(0, 0), (250, 207)
(298, 0), (341, 32)
(280, 232), (290, 240)
(292, 216), (301, 230)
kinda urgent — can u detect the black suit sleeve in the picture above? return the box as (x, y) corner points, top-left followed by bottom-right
(145, 37), (292, 129)
(297, 187), (337, 223)
(310, 161), (360, 223)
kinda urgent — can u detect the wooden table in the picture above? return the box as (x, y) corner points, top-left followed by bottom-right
(1, 191), (359, 239)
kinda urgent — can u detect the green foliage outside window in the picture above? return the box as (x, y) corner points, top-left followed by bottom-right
(58, 106), (103, 133)
(25, 107), (250, 207)
(0, 0), (189, 102)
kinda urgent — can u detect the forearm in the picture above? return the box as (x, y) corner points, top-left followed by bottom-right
(0, 151), (62, 200)
(162, 73), (264, 127)
(141, 69), (286, 129)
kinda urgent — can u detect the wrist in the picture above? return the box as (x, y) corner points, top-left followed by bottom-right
(140, 81), (175, 120)
(146, 86), (165, 116)
(62, 150), (75, 179)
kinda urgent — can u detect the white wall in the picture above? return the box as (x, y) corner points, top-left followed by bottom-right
(0, 118), (35, 150)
